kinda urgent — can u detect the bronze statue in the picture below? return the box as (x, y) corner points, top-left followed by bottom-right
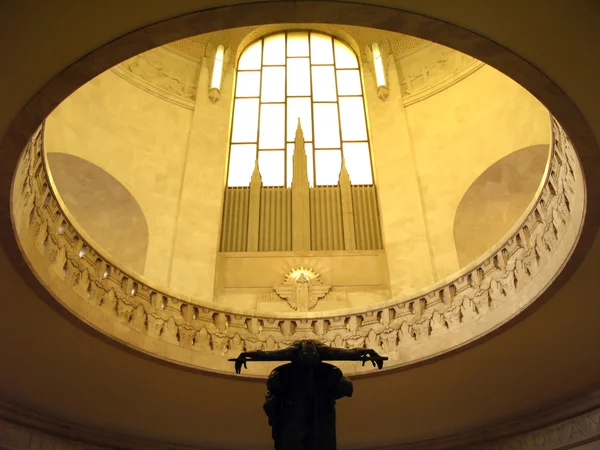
(230, 340), (387, 450)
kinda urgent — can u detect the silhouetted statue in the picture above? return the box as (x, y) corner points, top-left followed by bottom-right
(230, 339), (387, 450)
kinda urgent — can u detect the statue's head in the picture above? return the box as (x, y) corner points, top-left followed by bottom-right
(298, 340), (320, 367)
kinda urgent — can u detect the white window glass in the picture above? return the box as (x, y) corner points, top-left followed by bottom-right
(261, 66), (285, 102)
(287, 143), (314, 187)
(228, 144), (257, 186)
(315, 150), (341, 185)
(287, 32), (309, 57)
(311, 66), (337, 102)
(263, 34), (285, 65)
(334, 40), (358, 68)
(259, 151), (284, 186)
(310, 33), (333, 64)
(287, 58), (311, 96)
(339, 97), (367, 141)
(235, 71), (261, 97)
(343, 143), (373, 184)
(287, 97), (312, 142)
(336, 70), (362, 96)
(229, 32), (373, 187)
(239, 41), (262, 70)
(313, 103), (340, 148)
(259, 104), (285, 149)
(231, 98), (259, 143)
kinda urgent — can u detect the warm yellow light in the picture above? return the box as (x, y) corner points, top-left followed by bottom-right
(372, 43), (386, 88)
(211, 45), (225, 90)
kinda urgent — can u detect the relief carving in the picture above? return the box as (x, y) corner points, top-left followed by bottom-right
(112, 47), (200, 109)
(273, 267), (331, 311)
(396, 42), (484, 105)
(16, 117), (581, 375)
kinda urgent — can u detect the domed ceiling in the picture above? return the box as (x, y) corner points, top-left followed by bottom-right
(11, 23), (583, 378)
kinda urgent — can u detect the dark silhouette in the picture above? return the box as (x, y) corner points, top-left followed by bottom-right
(230, 339), (387, 450)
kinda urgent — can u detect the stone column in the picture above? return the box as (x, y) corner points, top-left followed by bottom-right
(168, 52), (234, 301)
(364, 52), (436, 297)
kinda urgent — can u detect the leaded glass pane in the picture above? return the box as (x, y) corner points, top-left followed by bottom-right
(311, 66), (337, 102)
(235, 71), (261, 97)
(310, 33), (333, 64)
(259, 103), (285, 149)
(287, 58), (311, 96)
(238, 41), (262, 70)
(287, 31), (309, 57)
(315, 150), (341, 185)
(263, 34), (285, 65)
(313, 103), (340, 148)
(336, 69), (362, 95)
(261, 66), (285, 102)
(228, 144), (256, 186)
(334, 40), (358, 68)
(339, 97), (367, 141)
(259, 150), (284, 186)
(343, 143), (373, 184)
(231, 98), (259, 143)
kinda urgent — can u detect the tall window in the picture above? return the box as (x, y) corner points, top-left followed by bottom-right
(227, 32), (373, 187)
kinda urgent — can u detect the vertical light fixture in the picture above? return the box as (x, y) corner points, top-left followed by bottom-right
(209, 44), (225, 103)
(372, 43), (389, 101)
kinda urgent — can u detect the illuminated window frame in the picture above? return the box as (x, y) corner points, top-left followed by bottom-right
(227, 31), (374, 187)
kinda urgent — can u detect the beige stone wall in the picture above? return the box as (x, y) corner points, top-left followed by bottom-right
(45, 68), (193, 286)
(405, 64), (551, 279)
(46, 153), (149, 274)
(42, 31), (551, 309)
(454, 144), (549, 267)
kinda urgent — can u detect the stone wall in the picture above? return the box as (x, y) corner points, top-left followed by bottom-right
(405, 64), (551, 279)
(44, 69), (193, 287)
(42, 26), (551, 306)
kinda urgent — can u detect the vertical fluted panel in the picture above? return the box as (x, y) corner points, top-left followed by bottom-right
(352, 185), (383, 250)
(309, 187), (343, 250)
(220, 187), (250, 252)
(221, 185), (380, 252)
(259, 187), (292, 251)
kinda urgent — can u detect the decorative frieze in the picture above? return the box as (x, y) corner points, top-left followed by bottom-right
(13, 116), (583, 376)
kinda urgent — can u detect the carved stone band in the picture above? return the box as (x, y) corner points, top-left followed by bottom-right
(11, 117), (584, 377)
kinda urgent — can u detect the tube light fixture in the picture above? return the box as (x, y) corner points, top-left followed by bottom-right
(372, 43), (389, 101)
(209, 44), (225, 103)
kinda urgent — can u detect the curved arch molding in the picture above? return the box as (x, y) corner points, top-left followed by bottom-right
(11, 117), (584, 377)
(454, 144), (549, 268)
(46, 153), (149, 274)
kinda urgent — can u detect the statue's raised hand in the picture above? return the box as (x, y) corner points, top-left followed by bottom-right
(231, 353), (249, 374)
(360, 349), (387, 369)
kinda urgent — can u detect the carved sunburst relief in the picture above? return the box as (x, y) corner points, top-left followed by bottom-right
(274, 267), (331, 311)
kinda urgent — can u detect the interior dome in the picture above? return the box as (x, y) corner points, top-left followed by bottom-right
(12, 24), (583, 377)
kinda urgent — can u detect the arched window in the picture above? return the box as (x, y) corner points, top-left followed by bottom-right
(227, 32), (373, 188)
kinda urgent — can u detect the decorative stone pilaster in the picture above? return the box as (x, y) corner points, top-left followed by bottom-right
(338, 160), (356, 250)
(291, 121), (311, 251)
(247, 161), (262, 251)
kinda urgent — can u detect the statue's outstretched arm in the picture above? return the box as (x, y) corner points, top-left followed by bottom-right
(229, 348), (296, 374)
(317, 345), (388, 369)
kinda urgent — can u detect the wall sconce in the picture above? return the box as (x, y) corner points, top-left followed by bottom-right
(208, 44), (225, 103)
(372, 43), (389, 101)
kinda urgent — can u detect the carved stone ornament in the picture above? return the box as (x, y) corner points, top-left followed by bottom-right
(13, 117), (584, 377)
(274, 268), (331, 311)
